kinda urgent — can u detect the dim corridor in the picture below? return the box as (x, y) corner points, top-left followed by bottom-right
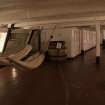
(0, 49), (105, 105)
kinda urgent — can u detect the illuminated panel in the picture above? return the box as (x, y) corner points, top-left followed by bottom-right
(0, 32), (7, 53)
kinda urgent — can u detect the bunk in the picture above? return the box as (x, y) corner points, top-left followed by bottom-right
(8, 52), (45, 70)
(0, 45), (32, 65)
(8, 45), (32, 60)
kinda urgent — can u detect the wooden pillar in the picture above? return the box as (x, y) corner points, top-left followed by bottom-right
(3, 24), (14, 53)
(96, 23), (101, 64)
(38, 30), (41, 51)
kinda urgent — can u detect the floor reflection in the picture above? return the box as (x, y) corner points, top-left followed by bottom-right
(12, 68), (17, 79)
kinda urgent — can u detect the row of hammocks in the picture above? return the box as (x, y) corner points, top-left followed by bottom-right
(0, 45), (45, 70)
(0, 29), (45, 70)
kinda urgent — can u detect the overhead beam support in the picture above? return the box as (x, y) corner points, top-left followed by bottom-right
(15, 16), (105, 28)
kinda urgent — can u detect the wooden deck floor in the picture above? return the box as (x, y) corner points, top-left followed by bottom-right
(0, 49), (105, 105)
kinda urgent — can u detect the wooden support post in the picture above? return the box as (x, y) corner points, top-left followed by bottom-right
(3, 24), (14, 53)
(96, 23), (101, 64)
(38, 30), (41, 51)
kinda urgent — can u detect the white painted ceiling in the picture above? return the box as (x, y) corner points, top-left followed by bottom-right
(1, 0), (105, 26)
